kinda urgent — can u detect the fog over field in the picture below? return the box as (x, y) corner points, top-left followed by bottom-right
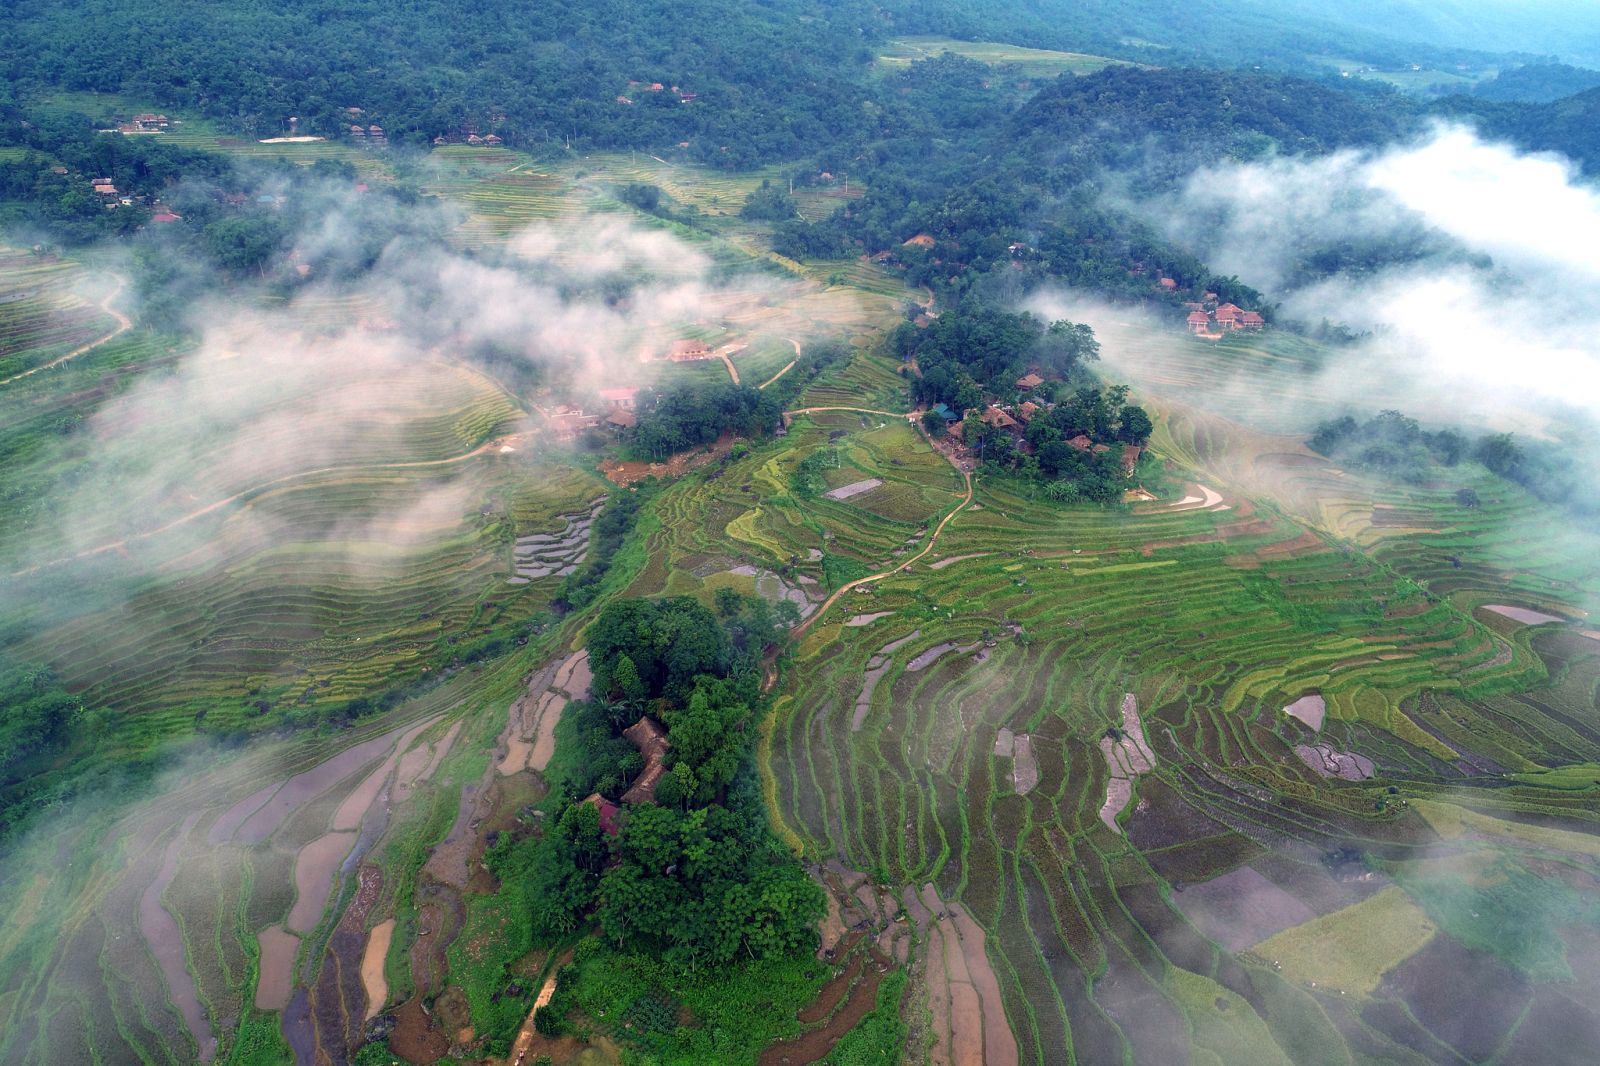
(9, 187), (789, 590)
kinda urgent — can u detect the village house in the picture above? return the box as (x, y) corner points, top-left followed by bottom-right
(665, 338), (712, 361)
(1017, 400), (1041, 424)
(621, 717), (670, 804)
(1157, 276), (1178, 291)
(1121, 445), (1142, 478)
(980, 405), (1019, 432)
(605, 407), (637, 430)
(902, 234), (936, 249)
(118, 113), (169, 134)
(1187, 302), (1264, 336)
(599, 386), (639, 410)
(1015, 372), (1044, 391)
(580, 793), (622, 836)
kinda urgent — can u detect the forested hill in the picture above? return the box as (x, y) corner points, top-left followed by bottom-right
(0, 0), (1529, 165)
(1, 0), (886, 165)
(1011, 67), (1408, 178)
(1436, 87), (1600, 175)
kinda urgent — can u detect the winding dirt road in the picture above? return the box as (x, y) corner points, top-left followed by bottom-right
(0, 274), (132, 387)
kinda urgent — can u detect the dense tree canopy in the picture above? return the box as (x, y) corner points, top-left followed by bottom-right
(494, 593), (818, 973)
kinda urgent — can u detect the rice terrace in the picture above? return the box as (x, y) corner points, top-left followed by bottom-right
(5, 2), (1600, 1065)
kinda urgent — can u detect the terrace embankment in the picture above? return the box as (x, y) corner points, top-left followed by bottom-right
(307, 865), (385, 1064)
(139, 812), (217, 1062)
(497, 649), (588, 775)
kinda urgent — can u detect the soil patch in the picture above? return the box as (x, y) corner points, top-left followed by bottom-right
(1294, 743), (1375, 781)
(758, 947), (888, 1066)
(825, 478), (883, 500)
(1283, 694), (1326, 731)
(1484, 604), (1567, 626)
(390, 996), (450, 1064)
(362, 919), (395, 1022)
(256, 925), (300, 1010)
(600, 435), (734, 486)
(1011, 734), (1039, 795)
(1173, 865), (1318, 952)
(928, 552), (990, 570)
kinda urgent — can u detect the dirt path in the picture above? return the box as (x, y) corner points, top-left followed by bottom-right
(792, 420), (972, 640)
(507, 948), (573, 1066)
(719, 352), (741, 385)
(785, 404), (910, 421)
(8, 430), (532, 577)
(758, 338), (804, 391)
(0, 273), (132, 387)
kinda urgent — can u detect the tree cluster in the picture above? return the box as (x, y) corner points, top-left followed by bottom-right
(495, 593), (818, 973)
(895, 305), (1098, 411)
(968, 384), (1152, 503)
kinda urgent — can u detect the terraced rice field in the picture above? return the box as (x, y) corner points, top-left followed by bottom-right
(0, 654), (529, 1066)
(682, 358), (1600, 1062)
(0, 248), (125, 381)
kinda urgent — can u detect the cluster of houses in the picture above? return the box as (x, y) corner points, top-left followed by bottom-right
(74, 170), (181, 221)
(932, 372), (1141, 477)
(346, 123), (387, 145)
(616, 82), (699, 106)
(1184, 298), (1264, 337)
(431, 131), (503, 147)
(543, 386), (641, 441)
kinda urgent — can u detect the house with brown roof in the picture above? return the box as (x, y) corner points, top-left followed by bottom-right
(1017, 401), (1040, 424)
(902, 234), (936, 249)
(599, 386), (639, 409)
(1238, 310), (1265, 330)
(621, 717), (670, 804)
(1157, 277), (1178, 291)
(1120, 445), (1142, 477)
(980, 406), (1019, 431)
(1213, 306), (1240, 330)
(1187, 310), (1211, 334)
(1015, 372), (1044, 391)
(666, 338), (712, 361)
(581, 792), (622, 836)
(1066, 433), (1094, 453)
(606, 407), (638, 430)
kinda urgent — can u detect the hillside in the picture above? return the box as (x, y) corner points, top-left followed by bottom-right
(3, 5), (1600, 1066)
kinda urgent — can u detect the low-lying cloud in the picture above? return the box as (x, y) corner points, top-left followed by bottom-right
(1134, 122), (1600, 435)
